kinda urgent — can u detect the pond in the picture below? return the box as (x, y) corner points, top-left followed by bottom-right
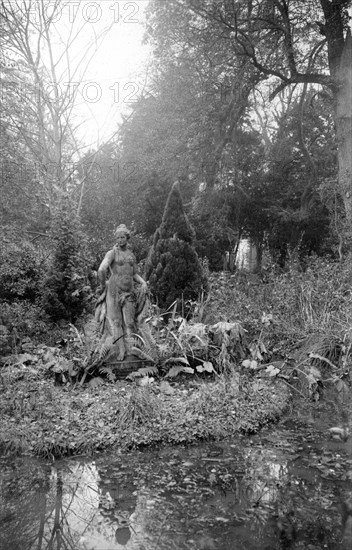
(1, 400), (351, 550)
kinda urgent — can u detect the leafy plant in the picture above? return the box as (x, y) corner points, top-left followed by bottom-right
(135, 315), (246, 378)
(209, 321), (246, 373)
(47, 357), (78, 384)
(242, 313), (272, 371)
(196, 361), (215, 374)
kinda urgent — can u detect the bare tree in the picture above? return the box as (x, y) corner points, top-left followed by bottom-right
(0, 0), (113, 215)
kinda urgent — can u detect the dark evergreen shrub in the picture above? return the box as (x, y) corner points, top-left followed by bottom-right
(0, 300), (51, 341)
(0, 235), (44, 302)
(145, 182), (208, 310)
(41, 195), (93, 322)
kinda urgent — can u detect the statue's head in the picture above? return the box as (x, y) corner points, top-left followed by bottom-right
(114, 224), (130, 239)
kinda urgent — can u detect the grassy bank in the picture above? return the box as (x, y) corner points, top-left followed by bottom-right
(0, 371), (289, 458)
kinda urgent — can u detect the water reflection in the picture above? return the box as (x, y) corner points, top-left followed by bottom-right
(0, 459), (136, 550)
(47, 461), (134, 550)
(0, 422), (349, 550)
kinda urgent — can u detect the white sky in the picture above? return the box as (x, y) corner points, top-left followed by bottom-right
(75, 0), (151, 148)
(49, 0), (151, 148)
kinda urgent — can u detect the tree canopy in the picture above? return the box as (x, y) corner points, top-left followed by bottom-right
(109, 0), (351, 264)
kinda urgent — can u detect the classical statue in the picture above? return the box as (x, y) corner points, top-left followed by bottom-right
(95, 224), (150, 362)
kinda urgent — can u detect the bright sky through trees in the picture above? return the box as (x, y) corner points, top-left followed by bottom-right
(48, 0), (150, 147)
(72, 0), (150, 146)
(85, 1), (150, 146)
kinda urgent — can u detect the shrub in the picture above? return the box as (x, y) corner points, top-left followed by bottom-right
(41, 195), (93, 322)
(0, 236), (44, 302)
(0, 301), (51, 342)
(145, 182), (208, 310)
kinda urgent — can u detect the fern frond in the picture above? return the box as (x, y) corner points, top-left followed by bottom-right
(99, 365), (116, 382)
(130, 347), (156, 362)
(98, 344), (110, 361)
(95, 335), (114, 360)
(130, 333), (146, 348)
(165, 366), (194, 378)
(130, 328), (160, 363)
(126, 366), (159, 380)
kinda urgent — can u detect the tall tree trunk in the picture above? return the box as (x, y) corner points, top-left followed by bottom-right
(335, 29), (352, 228)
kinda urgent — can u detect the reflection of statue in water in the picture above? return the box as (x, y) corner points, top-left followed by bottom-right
(95, 224), (150, 362)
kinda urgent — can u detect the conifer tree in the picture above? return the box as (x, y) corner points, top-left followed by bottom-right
(145, 182), (207, 310)
(42, 195), (92, 322)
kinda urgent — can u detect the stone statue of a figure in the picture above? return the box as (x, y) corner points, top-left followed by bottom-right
(95, 224), (149, 362)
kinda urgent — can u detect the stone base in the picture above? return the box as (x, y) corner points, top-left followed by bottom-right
(107, 354), (154, 380)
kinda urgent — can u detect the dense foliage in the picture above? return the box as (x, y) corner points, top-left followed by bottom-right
(0, 232), (44, 303)
(145, 182), (208, 309)
(41, 196), (93, 322)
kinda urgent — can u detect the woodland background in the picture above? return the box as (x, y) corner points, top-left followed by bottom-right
(1, 0), (352, 341)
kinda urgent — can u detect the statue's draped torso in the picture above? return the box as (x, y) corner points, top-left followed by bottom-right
(109, 248), (136, 293)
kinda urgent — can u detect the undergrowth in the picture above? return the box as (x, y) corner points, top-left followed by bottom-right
(205, 254), (352, 337)
(0, 253), (351, 458)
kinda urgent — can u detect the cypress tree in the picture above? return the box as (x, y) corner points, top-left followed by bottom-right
(145, 182), (208, 310)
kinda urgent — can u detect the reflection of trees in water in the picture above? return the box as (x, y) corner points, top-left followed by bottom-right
(0, 437), (346, 549)
(242, 439), (345, 547)
(0, 448), (302, 550)
(97, 464), (137, 547)
(242, 447), (288, 504)
(0, 458), (51, 550)
(0, 454), (182, 550)
(44, 461), (135, 549)
(0, 459), (139, 550)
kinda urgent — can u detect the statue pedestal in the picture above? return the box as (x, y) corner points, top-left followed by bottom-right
(107, 354), (153, 380)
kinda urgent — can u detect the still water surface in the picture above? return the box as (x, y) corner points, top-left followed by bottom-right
(1, 404), (351, 550)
